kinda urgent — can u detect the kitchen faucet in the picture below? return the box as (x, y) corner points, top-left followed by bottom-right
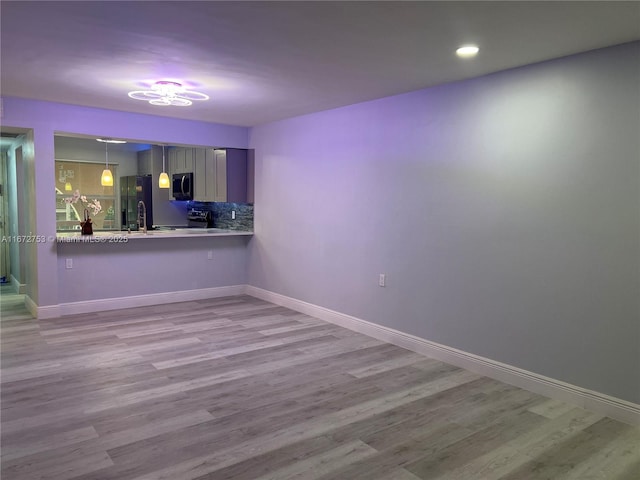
(137, 200), (147, 234)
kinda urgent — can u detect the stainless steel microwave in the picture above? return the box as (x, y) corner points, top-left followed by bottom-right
(172, 173), (193, 201)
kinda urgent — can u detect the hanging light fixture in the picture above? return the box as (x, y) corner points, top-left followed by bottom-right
(96, 138), (126, 186)
(64, 182), (72, 191)
(158, 145), (170, 188)
(128, 81), (209, 106)
(101, 142), (113, 186)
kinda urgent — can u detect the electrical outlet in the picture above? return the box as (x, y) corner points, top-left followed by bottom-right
(207, 250), (213, 260)
(379, 274), (386, 287)
(65, 258), (73, 269)
(231, 210), (236, 220)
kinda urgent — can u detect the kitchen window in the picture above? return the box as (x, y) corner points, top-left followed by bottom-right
(55, 160), (118, 231)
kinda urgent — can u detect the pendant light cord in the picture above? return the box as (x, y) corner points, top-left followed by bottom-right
(105, 142), (109, 168)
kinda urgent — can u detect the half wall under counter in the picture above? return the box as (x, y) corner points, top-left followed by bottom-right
(56, 230), (251, 311)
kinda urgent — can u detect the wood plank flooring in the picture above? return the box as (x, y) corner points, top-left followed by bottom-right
(1, 292), (639, 479)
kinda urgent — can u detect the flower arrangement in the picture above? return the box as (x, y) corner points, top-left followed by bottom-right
(62, 190), (102, 216)
(61, 190), (103, 235)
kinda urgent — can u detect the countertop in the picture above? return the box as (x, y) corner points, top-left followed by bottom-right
(56, 228), (253, 242)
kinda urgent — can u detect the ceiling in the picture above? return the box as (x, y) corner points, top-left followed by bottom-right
(1, 1), (639, 127)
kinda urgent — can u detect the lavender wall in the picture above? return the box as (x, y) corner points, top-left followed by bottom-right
(248, 42), (640, 404)
(4, 98), (248, 148)
(1, 98), (249, 307)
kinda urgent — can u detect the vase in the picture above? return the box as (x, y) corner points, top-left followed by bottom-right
(81, 209), (93, 235)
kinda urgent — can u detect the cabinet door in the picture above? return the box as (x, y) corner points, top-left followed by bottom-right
(203, 148), (219, 202)
(193, 148), (207, 201)
(183, 148), (194, 173)
(213, 149), (227, 202)
(167, 148), (177, 178)
(167, 148), (177, 200)
(170, 147), (190, 174)
(202, 148), (214, 202)
(174, 148), (185, 174)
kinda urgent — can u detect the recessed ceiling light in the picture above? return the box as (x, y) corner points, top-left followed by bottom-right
(128, 81), (209, 107)
(456, 45), (479, 58)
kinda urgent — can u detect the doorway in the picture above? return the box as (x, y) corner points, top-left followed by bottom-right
(0, 129), (30, 295)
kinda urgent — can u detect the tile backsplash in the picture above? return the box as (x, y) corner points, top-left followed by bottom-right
(192, 202), (254, 231)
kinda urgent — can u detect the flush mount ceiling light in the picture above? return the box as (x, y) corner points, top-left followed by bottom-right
(128, 81), (209, 106)
(456, 45), (479, 58)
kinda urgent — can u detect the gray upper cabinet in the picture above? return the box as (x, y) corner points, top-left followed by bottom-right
(167, 147), (195, 200)
(192, 148), (227, 202)
(193, 148), (220, 202)
(167, 147), (194, 176)
(193, 147), (208, 201)
(212, 149), (227, 202)
(165, 146), (251, 204)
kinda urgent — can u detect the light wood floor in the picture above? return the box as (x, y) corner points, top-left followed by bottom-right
(1, 292), (639, 480)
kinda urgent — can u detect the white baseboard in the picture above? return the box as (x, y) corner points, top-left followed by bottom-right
(245, 285), (640, 426)
(24, 295), (61, 319)
(57, 285), (246, 316)
(10, 274), (26, 294)
(24, 295), (37, 317)
(28, 285), (245, 319)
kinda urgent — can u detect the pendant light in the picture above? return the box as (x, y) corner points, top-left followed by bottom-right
(64, 182), (72, 191)
(158, 145), (170, 188)
(96, 138), (125, 185)
(101, 141), (114, 186)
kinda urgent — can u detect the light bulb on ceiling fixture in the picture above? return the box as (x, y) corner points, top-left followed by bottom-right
(128, 81), (209, 107)
(159, 145), (170, 188)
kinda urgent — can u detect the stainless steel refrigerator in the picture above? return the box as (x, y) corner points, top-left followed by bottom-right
(120, 175), (153, 231)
